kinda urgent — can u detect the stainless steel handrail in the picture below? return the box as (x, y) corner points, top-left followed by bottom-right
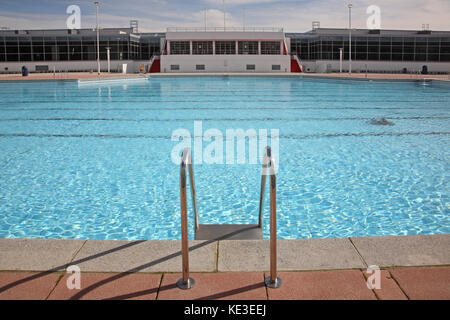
(177, 147), (198, 290)
(259, 146), (282, 289)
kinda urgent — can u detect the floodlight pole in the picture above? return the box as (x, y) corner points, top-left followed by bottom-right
(348, 3), (352, 75)
(243, 7), (245, 31)
(106, 47), (110, 73)
(223, 0), (226, 31)
(95, 2), (100, 75)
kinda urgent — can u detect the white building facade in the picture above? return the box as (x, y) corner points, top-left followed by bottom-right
(160, 28), (293, 73)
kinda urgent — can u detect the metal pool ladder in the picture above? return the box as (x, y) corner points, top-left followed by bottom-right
(177, 147), (281, 289)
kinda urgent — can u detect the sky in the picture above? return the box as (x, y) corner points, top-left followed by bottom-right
(0, 0), (449, 33)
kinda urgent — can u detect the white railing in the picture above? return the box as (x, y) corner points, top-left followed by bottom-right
(166, 27), (283, 33)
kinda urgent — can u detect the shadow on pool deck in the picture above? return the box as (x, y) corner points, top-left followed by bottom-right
(0, 227), (254, 299)
(0, 234), (449, 300)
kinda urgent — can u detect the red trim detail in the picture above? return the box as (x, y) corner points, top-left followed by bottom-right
(291, 59), (302, 73)
(150, 59), (161, 73)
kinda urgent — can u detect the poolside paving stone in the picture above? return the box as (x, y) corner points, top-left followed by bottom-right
(157, 272), (267, 300)
(48, 273), (162, 300)
(389, 267), (450, 300)
(0, 239), (85, 271)
(266, 270), (377, 300)
(362, 269), (408, 300)
(350, 235), (450, 267)
(218, 239), (365, 272)
(72, 240), (217, 273)
(0, 272), (61, 300)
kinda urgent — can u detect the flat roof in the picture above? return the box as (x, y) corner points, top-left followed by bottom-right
(166, 30), (284, 41)
(1, 27), (449, 39)
(287, 28), (450, 38)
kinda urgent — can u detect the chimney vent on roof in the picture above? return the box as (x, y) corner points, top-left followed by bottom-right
(130, 20), (138, 33)
(312, 21), (320, 30)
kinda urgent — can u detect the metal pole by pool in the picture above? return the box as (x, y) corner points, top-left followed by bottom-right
(106, 47), (110, 73)
(94, 2), (100, 75)
(177, 148), (196, 290)
(262, 147), (281, 289)
(339, 47), (343, 73)
(348, 3), (352, 75)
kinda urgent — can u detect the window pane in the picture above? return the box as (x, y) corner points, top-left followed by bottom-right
(238, 41), (258, 54)
(170, 41), (190, 54)
(192, 41), (212, 55)
(261, 41), (280, 55)
(215, 41), (235, 54)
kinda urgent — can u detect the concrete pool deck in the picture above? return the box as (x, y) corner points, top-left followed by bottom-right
(0, 234), (449, 300)
(1, 72), (449, 82)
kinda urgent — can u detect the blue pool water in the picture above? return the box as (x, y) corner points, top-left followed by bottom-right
(0, 77), (449, 240)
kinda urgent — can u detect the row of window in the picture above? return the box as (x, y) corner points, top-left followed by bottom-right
(170, 64), (282, 71)
(170, 41), (281, 55)
(0, 38), (160, 62)
(291, 37), (450, 62)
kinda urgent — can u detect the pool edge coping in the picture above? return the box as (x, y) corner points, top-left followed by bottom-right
(0, 234), (448, 273)
(1, 73), (449, 84)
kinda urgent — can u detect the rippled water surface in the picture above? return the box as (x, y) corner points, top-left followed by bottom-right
(0, 77), (449, 240)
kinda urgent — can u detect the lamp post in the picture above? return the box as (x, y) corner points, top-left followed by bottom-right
(348, 3), (352, 75)
(223, 0), (226, 31)
(94, 2), (100, 75)
(106, 47), (110, 73)
(243, 7), (245, 31)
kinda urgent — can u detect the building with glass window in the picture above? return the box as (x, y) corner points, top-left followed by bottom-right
(1, 26), (449, 74)
(288, 28), (450, 73)
(0, 27), (163, 73)
(160, 28), (291, 73)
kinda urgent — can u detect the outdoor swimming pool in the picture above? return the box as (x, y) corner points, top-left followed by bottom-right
(0, 77), (448, 240)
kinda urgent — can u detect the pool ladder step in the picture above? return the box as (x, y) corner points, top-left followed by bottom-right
(195, 224), (262, 240)
(177, 146), (281, 290)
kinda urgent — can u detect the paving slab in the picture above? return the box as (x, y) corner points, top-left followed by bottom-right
(0, 272), (61, 300)
(266, 270), (376, 300)
(48, 273), (162, 300)
(0, 239), (85, 271)
(218, 239), (365, 272)
(158, 273), (267, 300)
(390, 267), (450, 300)
(350, 235), (450, 267)
(362, 269), (407, 300)
(71, 240), (217, 273)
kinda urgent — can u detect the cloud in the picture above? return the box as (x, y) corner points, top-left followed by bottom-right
(0, 0), (449, 32)
(192, 9), (241, 28)
(202, 0), (279, 5)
